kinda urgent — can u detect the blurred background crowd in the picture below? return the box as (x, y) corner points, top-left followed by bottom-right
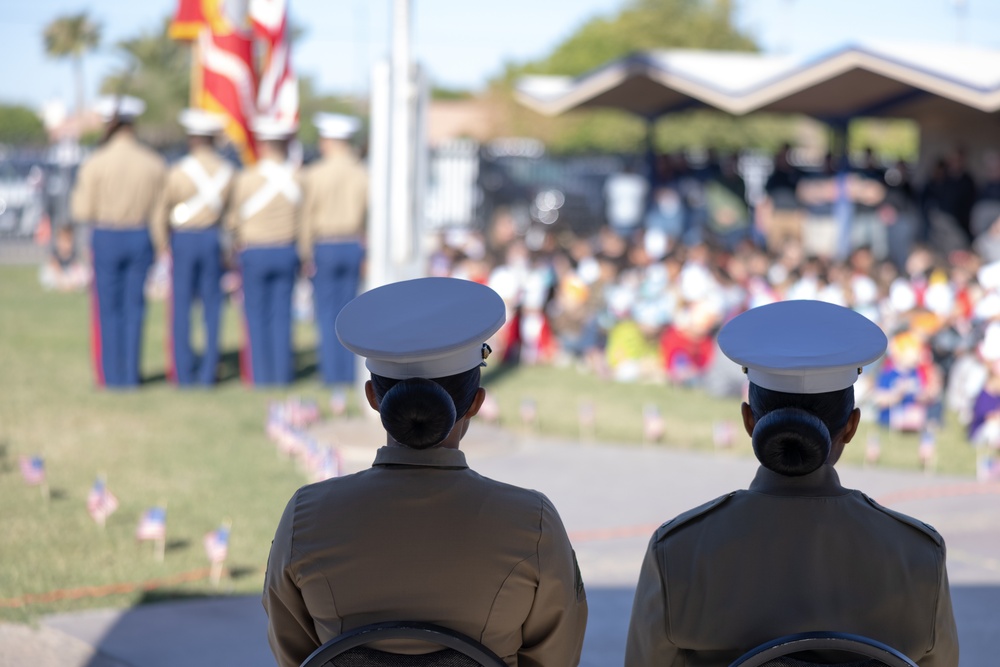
(427, 143), (1000, 465)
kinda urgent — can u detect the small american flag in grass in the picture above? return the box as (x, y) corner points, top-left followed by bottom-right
(19, 456), (45, 486)
(136, 506), (167, 542)
(204, 524), (230, 564)
(87, 477), (119, 524)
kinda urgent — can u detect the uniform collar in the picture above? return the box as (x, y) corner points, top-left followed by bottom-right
(748, 464), (850, 497)
(373, 445), (469, 468)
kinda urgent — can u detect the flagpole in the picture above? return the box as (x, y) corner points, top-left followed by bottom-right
(210, 517), (232, 587)
(97, 472), (107, 531)
(156, 500), (168, 563)
(190, 35), (203, 108)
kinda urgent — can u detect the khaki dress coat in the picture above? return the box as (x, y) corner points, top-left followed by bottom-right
(263, 445), (588, 667)
(70, 132), (166, 227)
(225, 159), (301, 249)
(625, 465), (959, 667)
(298, 147), (368, 264)
(150, 145), (234, 254)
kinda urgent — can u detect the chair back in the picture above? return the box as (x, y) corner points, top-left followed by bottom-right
(299, 621), (507, 667)
(728, 631), (918, 667)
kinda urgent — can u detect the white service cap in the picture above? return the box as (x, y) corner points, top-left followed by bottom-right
(718, 300), (888, 394)
(313, 112), (360, 139)
(94, 95), (146, 123)
(178, 108), (226, 135)
(336, 277), (506, 380)
(251, 115), (299, 140)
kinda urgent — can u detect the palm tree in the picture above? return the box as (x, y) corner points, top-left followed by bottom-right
(43, 12), (102, 114)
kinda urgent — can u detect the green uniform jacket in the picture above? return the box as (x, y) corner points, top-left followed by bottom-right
(625, 464), (959, 667)
(263, 445), (588, 667)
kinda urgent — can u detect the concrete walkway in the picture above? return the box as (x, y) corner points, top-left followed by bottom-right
(5, 422), (999, 666)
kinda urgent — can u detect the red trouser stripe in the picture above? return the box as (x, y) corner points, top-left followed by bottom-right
(165, 274), (177, 384)
(89, 260), (105, 387)
(237, 288), (253, 385)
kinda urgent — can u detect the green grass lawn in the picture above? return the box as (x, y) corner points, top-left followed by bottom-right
(0, 265), (979, 622)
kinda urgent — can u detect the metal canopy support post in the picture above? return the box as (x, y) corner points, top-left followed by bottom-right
(644, 116), (658, 184)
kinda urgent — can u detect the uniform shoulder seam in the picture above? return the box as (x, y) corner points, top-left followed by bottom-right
(861, 493), (944, 547)
(654, 491), (737, 542)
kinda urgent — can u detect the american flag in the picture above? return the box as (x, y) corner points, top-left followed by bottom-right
(919, 429), (937, 468)
(251, 0), (299, 127)
(170, 0), (259, 164)
(136, 506), (167, 542)
(643, 404), (665, 443)
(865, 432), (881, 465)
(310, 446), (342, 483)
(712, 420), (735, 448)
(19, 456), (45, 486)
(204, 524), (230, 564)
(87, 477), (119, 524)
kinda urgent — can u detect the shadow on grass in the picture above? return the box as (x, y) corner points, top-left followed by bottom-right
(228, 565), (259, 581)
(165, 538), (190, 553)
(293, 347), (318, 382)
(141, 345), (319, 386)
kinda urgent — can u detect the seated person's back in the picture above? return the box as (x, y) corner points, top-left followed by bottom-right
(625, 300), (958, 667)
(264, 277), (587, 667)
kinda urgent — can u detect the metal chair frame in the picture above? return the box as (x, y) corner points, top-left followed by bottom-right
(299, 621), (506, 667)
(729, 631), (919, 667)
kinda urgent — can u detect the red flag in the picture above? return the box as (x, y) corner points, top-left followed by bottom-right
(197, 4), (258, 164)
(169, 0), (206, 41)
(250, 0), (299, 126)
(169, 1), (257, 163)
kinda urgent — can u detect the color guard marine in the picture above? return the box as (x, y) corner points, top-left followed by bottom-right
(299, 112), (369, 389)
(71, 95), (166, 389)
(227, 116), (301, 386)
(151, 108), (234, 386)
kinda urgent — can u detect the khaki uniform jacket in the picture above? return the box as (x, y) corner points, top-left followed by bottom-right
(150, 146), (234, 254)
(625, 465), (959, 667)
(263, 445), (588, 667)
(70, 132), (166, 227)
(226, 159), (301, 248)
(298, 147), (368, 263)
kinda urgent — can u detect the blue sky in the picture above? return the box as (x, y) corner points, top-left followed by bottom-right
(4, 0), (1000, 109)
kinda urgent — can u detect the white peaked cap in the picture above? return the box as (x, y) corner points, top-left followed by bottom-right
(251, 115), (299, 140)
(313, 112), (360, 139)
(718, 300), (888, 394)
(336, 277), (506, 380)
(94, 95), (146, 122)
(178, 108), (226, 135)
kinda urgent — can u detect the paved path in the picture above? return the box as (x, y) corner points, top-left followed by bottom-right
(5, 421), (999, 666)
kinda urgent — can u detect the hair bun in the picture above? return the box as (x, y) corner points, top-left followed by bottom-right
(752, 407), (832, 476)
(379, 378), (457, 449)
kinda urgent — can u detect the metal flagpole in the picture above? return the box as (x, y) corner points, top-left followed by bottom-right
(389, 0), (413, 273)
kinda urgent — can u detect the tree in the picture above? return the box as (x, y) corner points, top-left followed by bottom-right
(43, 12), (102, 114)
(100, 18), (191, 147)
(491, 0), (798, 154)
(297, 77), (367, 148)
(0, 105), (47, 146)
(516, 0), (755, 79)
